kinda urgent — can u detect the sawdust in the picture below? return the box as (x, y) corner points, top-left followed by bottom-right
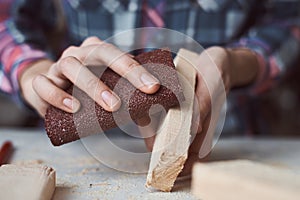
(89, 182), (111, 187)
(80, 167), (102, 175)
(12, 159), (44, 165)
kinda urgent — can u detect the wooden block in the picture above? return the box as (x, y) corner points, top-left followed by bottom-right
(0, 164), (56, 200)
(192, 160), (300, 200)
(145, 49), (199, 192)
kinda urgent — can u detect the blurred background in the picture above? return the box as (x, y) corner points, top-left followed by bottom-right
(257, 60), (300, 137)
(0, 93), (40, 127)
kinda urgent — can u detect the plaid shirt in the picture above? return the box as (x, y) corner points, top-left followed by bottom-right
(1, 0), (300, 133)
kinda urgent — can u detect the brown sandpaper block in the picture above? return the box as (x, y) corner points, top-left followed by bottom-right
(0, 164), (56, 200)
(191, 160), (300, 200)
(45, 49), (184, 146)
(145, 49), (198, 192)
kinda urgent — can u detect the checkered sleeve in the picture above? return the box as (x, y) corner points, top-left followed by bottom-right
(228, 1), (300, 95)
(0, 0), (58, 107)
(0, 19), (48, 104)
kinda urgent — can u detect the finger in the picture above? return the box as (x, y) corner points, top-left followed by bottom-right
(192, 74), (211, 135)
(179, 114), (212, 177)
(56, 56), (121, 112)
(29, 94), (50, 117)
(21, 75), (50, 118)
(32, 74), (81, 113)
(189, 72), (213, 155)
(81, 43), (160, 94)
(46, 63), (72, 89)
(189, 113), (211, 154)
(191, 95), (201, 138)
(80, 36), (103, 47)
(37, 102), (49, 117)
(197, 113), (214, 159)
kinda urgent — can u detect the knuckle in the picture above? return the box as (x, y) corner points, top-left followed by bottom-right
(86, 77), (99, 89)
(127, 62), (138, 71)
(59, 56), (77, 73)
(32, 74), (46, 89)
(65, 46), (78, 53)
(47, 90), (58, 103)
(32, 74), (44, 83)
(120, 61), (139, 77)
(84, 36), (101, 43)
(62, 46), (78, 57)
(99, 42), (113, 50)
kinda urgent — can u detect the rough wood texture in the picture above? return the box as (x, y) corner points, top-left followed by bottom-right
(146, 49), (198, 192)
(0, 164), (56, 200)
(192, 160), (300, 200)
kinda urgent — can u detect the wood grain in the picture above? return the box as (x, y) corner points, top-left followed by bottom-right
(0, 164), (56, 200)
(146, 49), (199, 192)
(192, 160), (300, 200)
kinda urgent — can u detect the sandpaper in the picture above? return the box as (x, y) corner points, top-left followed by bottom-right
(45, 49), (184, 146)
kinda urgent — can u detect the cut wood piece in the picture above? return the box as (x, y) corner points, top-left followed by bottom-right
(192, 160), (300, 200)
(0, 164), (56, 200)
(146, 49), (199, 192)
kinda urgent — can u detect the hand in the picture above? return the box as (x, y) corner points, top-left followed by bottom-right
(138, 46), (259, 176)
(182, 46), (232, 176)
(19, 36), (160, 117)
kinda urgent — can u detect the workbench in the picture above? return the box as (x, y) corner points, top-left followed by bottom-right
(0, 128), (299, 200)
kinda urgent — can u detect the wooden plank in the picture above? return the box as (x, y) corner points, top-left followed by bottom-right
(0, 164), (56, 200)
(145, 49), (199, 192)
(192, 160), (300, 200)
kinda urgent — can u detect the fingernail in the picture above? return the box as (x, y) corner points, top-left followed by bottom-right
(63, 98), (80, 112)
(101, 90), (121, 110)
(140, 73), (159, 88)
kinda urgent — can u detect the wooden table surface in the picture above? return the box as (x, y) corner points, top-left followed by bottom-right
(0, 128), (299, 200)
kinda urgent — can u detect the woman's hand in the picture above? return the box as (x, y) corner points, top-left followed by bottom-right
(183, 46), (259, 175)
(19, 36), (160, 117)
(138, 46), (259, 175)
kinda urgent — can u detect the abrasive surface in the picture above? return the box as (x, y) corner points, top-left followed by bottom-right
(45, 49), (184, 146)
